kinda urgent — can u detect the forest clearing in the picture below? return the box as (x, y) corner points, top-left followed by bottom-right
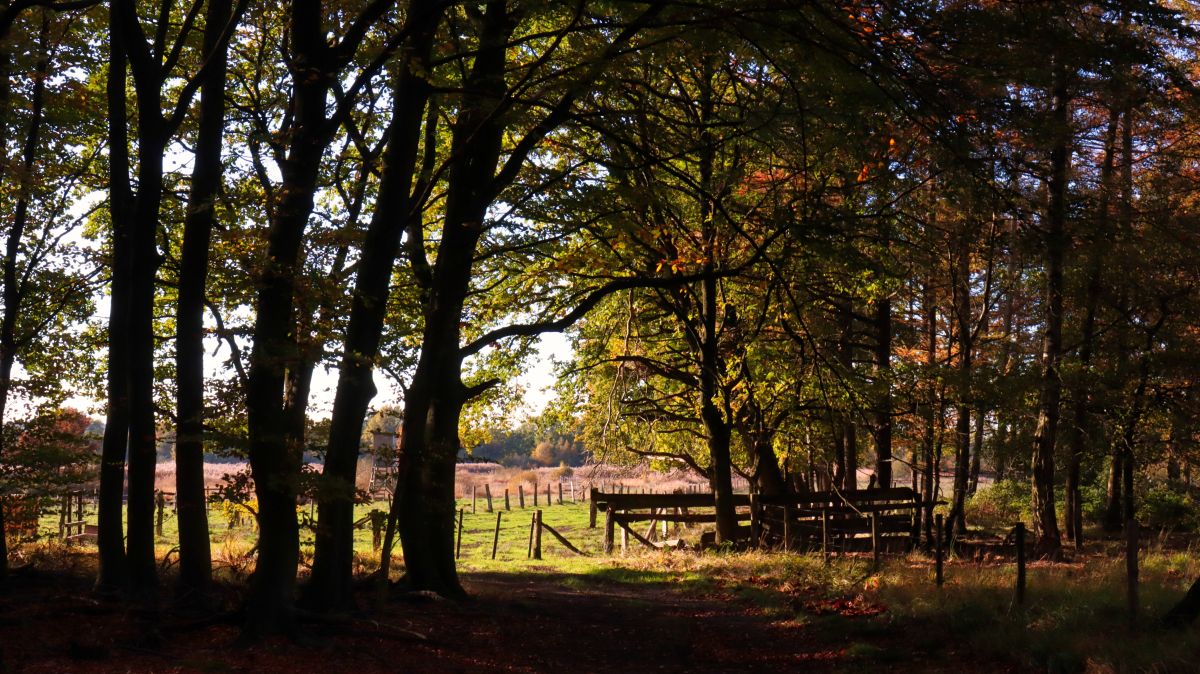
(4, 493), (1200, 672)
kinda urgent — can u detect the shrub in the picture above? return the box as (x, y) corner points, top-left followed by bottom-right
(965, 480), (1030, 531)
(1137, 484), (1197, 531)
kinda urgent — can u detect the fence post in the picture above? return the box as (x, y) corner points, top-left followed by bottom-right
(156, 490), (165, 537)
(558, 482), (563, 505)
(821, 509), (830, 566)
(491, 512), (503, 560)
(783, 504), (792, 552)
(472, 485), (477, 513)
(534, 481), (539, 507)
(527, 513), (536, 558)
(1015, 521), (1026, 605)
(485, 484), (493, 513)
(504, 488), (510, 511)
(871, 513), (880, 571)
(533, 510), (542, 560)
(589, 489), (598, 528)
(604, 506), (615, 554)
(749, 494), (760, 549)
(1126, 518), (1139, 624)
(935, 513), (944, 588)
(519, 485), (525, 508)
(455, 508), (464, 560)
(546, 483), (551, 505)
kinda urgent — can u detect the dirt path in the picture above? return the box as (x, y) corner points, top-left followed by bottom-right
(1, 569), (1026, 673)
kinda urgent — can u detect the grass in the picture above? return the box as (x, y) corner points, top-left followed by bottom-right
(16, 498), (1200, 672)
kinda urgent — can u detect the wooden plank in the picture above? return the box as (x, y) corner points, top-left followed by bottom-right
(540, 521), (588, 556)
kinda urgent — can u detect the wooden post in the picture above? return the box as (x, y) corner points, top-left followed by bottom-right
(504, 488), (510, 511)
(519, 485), (525, 508)
(1015, 521), (1026, 605)
(546, 483), (551, 505)
(935, 513), (944, 588)
(491, 512), (503, 560)
(156, 490), (165, 537)
(533, 510), (542, 560)
(1126, 518), (1139, 624)
(534, 481), (539, 506)
(604, 506), (615, 554)
(558, 482), (563, 505)
(871, 513), (880, 570)
(485, 484), (493, 513)
(783, 504), (792, 552)
(589, 489), (598, 527)
(76, 492), (84, 526)
(455, 508), (464, 560)
(472, 485), (477, 513)
(749, 494), (760, 549)
(58, 494), (66, 539)
(527, 514), (536, 558)
(821, 509), (830, 566)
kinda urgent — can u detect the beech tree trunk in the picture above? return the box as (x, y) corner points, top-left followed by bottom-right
(243, 2), (337, 634)
(175, 0), (241, 603)
(873, 295), (892, 489)
(308, 1), (440, 610)
(96, 7), (132, 593)
(947, 235), (972, 543)
(398, 0), (512, 594)
(1030, 62), (1070, 557)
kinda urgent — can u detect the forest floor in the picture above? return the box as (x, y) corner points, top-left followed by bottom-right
(7, 499), (1200, 672)
(1, 556), (1024, 674)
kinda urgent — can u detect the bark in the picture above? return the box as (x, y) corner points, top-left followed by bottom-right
(307, 1), (441, 611)
(920, 281), (936, 545)
(96, 6), (132, 593)
(175, 0), (240, 603)
(873, 295), (892, 489)
(243, 1), (340, 635)
(835, 302), (857, 491)
(1104, 449), (1124, 532)
(1164, 576), (1200, 628)
(947, 235), (972, 543)
(398, 0), (513, 595)
(1030, 63), (1070, 557)
(968, 408), (983, 496)
(1064, 109), (1117, 547)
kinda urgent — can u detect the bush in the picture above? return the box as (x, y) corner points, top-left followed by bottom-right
(965, 480), (1030, 531)
(1137, 484), (1198, 531)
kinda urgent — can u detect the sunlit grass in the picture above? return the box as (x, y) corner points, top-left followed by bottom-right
(16, 499), (1200, 671)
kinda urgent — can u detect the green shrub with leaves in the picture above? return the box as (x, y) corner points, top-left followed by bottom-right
(1137, 484), (1198, 531)
(965, 480), (1030, 531)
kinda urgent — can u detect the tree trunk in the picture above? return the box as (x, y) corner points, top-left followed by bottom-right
(242, 22), (332, 635)
(307, 3), (440, 611)
(398, 0), (512, 594)
(174, 0), (240, 604)
(1164, 576), (1200, 627)
(947, 234), (972, 543)
(921, 281), (937, 545)
(96, 7), (132, 593)
(1065, 108), (1118, 548)
(1030, 63), (1070, 557)
(873, 295), (892, 489)
(968, 408), (984, 496)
